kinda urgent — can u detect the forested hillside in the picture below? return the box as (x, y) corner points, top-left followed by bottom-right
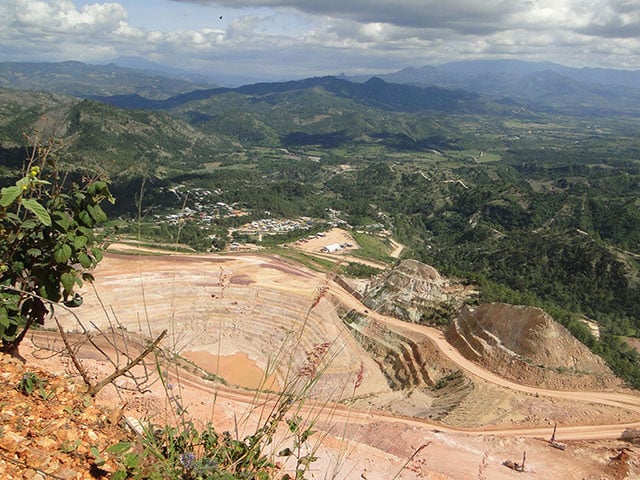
(0, 61), (213, 99)
(1, 68), (639, 387)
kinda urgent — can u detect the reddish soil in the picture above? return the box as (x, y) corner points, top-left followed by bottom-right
(24, 247), (640, 479)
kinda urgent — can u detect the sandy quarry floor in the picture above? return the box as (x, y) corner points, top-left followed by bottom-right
(33, 248), (640, 479)
(289, 227), (391, 269)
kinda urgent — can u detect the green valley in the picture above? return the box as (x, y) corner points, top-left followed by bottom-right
(1, 67), (640, 389)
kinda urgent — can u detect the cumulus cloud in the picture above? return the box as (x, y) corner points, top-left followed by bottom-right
(172, 0), (640, 37)
(164, 0), (640, 72)
(1, 0), (639, 80)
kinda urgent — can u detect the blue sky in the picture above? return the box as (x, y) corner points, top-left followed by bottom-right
(2, 0), (640, 84)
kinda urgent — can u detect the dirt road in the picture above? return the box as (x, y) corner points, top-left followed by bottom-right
(327, 279), (640, 439)
(42, 250), (640, 478)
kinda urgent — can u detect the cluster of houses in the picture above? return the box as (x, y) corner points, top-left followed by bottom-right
(155, 187), (249, 226)
(236, 217), (315, 236)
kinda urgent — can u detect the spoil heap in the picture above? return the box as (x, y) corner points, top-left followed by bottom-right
(446, 303), (621, 390)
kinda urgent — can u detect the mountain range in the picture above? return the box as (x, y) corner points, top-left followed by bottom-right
(0, 61), (213, 99)
(345, 59), (640, 114)
(1, 59), (639, 115)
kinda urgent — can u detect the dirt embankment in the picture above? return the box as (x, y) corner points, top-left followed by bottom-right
(446, 303), (622, 391)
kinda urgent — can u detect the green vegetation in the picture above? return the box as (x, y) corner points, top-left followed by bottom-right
(108, 413), (319, 480)
(266, 248), (337, 272)
(16, 371), (48, 397)
(0, 137), (112, 353)
(341, 262), (382, 278)
(349, 232), (394, 264)
(2, 76), (640, 388)
(0, 61), (213, 99)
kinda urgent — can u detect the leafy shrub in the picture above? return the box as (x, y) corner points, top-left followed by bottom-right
(341, 262), (382, 278)
(0, 136), (113, 353)
(16, 371), (45, 396)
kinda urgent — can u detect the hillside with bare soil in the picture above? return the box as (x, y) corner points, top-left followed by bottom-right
(363, 259), (475, 325)
(447, 303), (621, 390)
(40, 250), (640, 479)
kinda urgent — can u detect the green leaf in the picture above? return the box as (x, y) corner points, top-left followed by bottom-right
(0, 185), (22, 207)
(278, 448), (293, 457)
(123, 453), (139, 469)
(53, 244), (72, 264)
(87, 204), (107, 224)
(0, 306), (9, 328)
(21, 199), (52, 226)
(78, 252), (92, 268)
(298, 455), (318, 466)
(92, 248), (104, 263)
(106, 442), (132, 455)
(87, 181), (107, 195)
(78, 210), (94, 227)
(111, 471), (127, 480)
(21, 220), (37, 230)
(38, 280), (61, 302)
(26, 248), (42, 257)
(73, 192), (86, 204)
(52, 211), (71, 231)
(299, 428), (315, 443)
(31, 179), (51, 186)
(90, 446), (105, 466)
(74, 235), (88, 250)
(61, 272), (76, 293)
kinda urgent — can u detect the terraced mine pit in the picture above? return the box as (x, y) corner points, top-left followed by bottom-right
(45, 250), (640, 479)
(56, 252), (389, 402)
(53, 252), (638, 428)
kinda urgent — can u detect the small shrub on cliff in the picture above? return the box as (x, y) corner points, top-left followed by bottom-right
(0, 135), (113, 354)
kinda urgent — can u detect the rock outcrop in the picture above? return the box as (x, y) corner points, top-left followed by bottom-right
(344, 314), (473, 420)
(363, 259), (474, 325)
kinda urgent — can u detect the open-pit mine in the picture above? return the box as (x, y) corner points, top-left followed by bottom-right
(49, 247), (640, 479)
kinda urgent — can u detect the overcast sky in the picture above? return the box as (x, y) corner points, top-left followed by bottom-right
(2, 0), (640, 83)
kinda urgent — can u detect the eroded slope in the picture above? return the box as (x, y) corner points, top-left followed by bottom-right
(446, 303), (621, 390)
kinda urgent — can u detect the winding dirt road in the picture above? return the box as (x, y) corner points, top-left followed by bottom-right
(325, 278), (640, 440)
(35, 249), (640, 479)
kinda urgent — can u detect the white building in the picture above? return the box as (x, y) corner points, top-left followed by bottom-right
(321, 243), (343, 253)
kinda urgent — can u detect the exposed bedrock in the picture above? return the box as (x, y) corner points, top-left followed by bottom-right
(344, 315), (473, 419)
(363, 259), (474, 326)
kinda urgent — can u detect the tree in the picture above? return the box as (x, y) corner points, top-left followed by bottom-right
(0, 135), (113, 354)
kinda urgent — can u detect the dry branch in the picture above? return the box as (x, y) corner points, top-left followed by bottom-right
(87, 329), (167, 396)
(55, 318), (92, 388)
